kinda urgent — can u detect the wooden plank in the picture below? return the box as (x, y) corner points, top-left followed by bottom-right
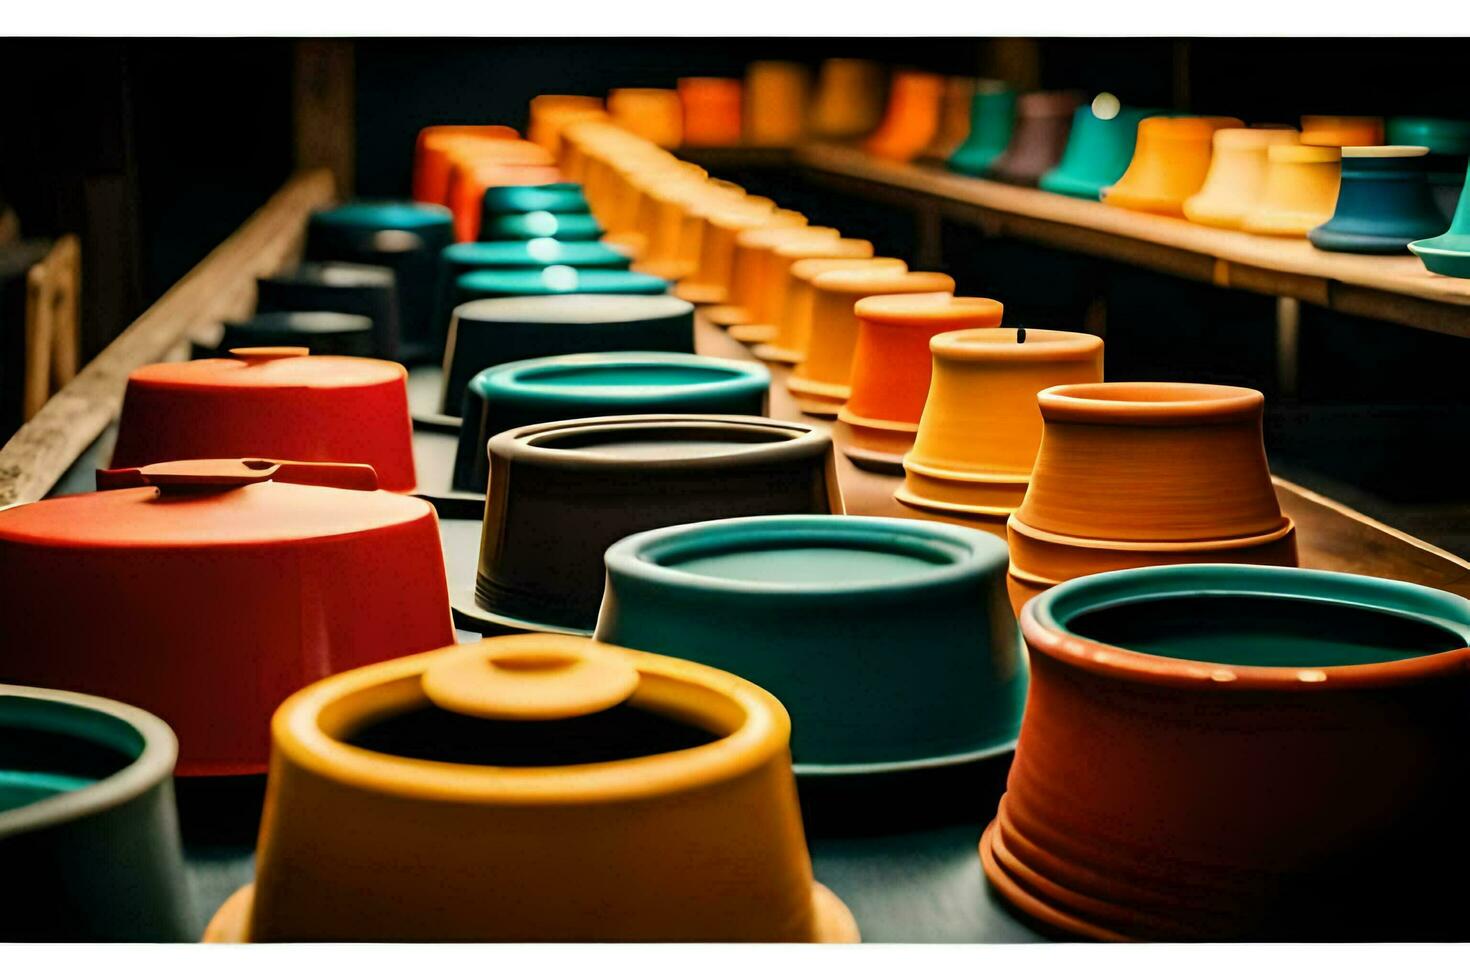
(0, 170), (336, 507)
(294, 41), (356, 198)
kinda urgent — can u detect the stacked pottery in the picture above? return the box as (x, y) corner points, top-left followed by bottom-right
(1309, 147), (1448, 254)
(1040, 96), (1153, 200)
(256, 262), (399, 358)
(809, 59), (886, 141)
(527, 95), (605, 155)
(664, 191), (769, 290)
(1103, 116), (1243, 217)
(1183, 128), (1301, 229)
(987, 92), (1084, 186)
(863, 70), (945, 163)
(732, 236), (875, 346)
(705, 225), (839, 329)
(1409, 159), (1470, 278)
(412, 125), (519, 205)
(677, 77), (743, 147)
(1388, 116), (1470, 220)
(744, 61), (811, 147)
(836, 294), (1005, 473)
(1005, 382), (1299, 615)
(948, 81), (1017, 177)
(1241, 144), (1342, 237)
(673, 205), (801, 307)
(1300, 114), (1383, 148)
(897, 328), (1104, 539)
(983, 564), (1470, 940)
(607, 88), (683, 147)
(920, 77), (977, 162)
(204, 635), (858, 942)
(755, 256), (908, 366)
(445, 147), (562, 244)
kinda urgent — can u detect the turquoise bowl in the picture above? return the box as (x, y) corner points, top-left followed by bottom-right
(1310, 148), (1448, 254)
(597, 514), (1026, 777)
(947, 82), (1017, 177)
(481, 182), (591, 217)
(1387, 117), (1470, 220)
(453, 266), (668, 307)
(479, 211), (603, 243)
(452, 351), (771, 492)
(1410, 158), (1470, 278)
(1040, 103), (1154, 200)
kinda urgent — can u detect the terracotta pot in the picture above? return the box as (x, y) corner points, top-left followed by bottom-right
(113, 348), (417, 492)
(1388, 116), (1470, 220)
(864, 70), (945, 163)
(1183, 128), (1301, 230)
(678, 77), (743, 147)
(214, 311), (376, 359)
(255, 261), (399, 358)
(897, 329), (1103, 538)
(743, 61), (811, 147)
(736, 237), (875, 348)
(1409, 158), (1470, 278)
(411, 124), (519, 205)
(705, 225), (839, 328)
(810, 59), (886, 140)
(983, 564), (1470, 940)
(445, 151), (561, 242)
(527, 94), (604, 153)
(921, 77), (977, 161)
(608, 88), (683, 147)
(1300, 114), (1383, 148)
(1102, 116), (1243, 216)
(663, 189), (766, 290)
(759, 256), (908, 368)
(0, 459), (454, 775)
(1241, 144), (1342, 237)
(1040, 99), (1156, 200)
(987, 91), (1085, 187)
(204, 634), (857, 942)
(598, 160), (706, 258)
(947, 81), (1016, 177)
(632, 180), (738, 281)
(458, 415), (842, 636)
(837, 294), (1005, 473)
(674, 205), (801, 307)
(441, 294), (694, 417)
(1007, 382), (1299, 614)
(1309, 146), (1448, 254)
(598, 515), (1024, 776)
(787, 270), (955, 417)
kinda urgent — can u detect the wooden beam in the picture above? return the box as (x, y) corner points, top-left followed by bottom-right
(294, 41), (356, 198)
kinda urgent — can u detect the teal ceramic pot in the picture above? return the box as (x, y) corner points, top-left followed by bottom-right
(598, 515), (1025, 777)
(215, 311), (376, 358)
(453, 266), (668, 308)
(1309, 147), (1447, 254)
(947, 82), (1016, 176)
(440, 294), (695, 416)
(452, 351), (771, 492)
(1387, 117), (1470, 220)
(1409, 158), (1470, 278)
(1040, 103), (1154, 200)
(480, 182), (591, 219)
(256, 262), (399, 358)
(0, 685), (194, 940)
(305, 202), (454, 362)
(479, 211), (603, 243)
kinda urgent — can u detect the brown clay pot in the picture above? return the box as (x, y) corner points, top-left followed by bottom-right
(987, 91), (1084, 186)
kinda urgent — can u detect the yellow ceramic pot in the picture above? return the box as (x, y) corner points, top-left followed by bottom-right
(734, 237), (876, 348)
(864, 70), (945, 162)
(205, 634), (858, 943)
(528, 94), (605, 155)
(1241, 144), (1342, 237)
(810, 59), (887, 140)
(663, 189), (763, 289)
(1103, 116), (1243, 217)
(633, 180), (740, 281)
(744, 61), (811, 147)
(608, 88), (684, 148)
(921, 77), (977, 161)
(1183, 128), (1301, 229)
(706, 225), (839, 328)
(760, 257), (908, 368)
(1301, 115), (1384, 148)
(675, 206), (803, 307)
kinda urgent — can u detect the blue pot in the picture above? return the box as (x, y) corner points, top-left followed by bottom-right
(1310, 147), (1448, 254)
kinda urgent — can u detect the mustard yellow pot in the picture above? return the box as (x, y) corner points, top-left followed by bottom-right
(1242, 144), (1342, 237)
(1183, 128), (1301, 230)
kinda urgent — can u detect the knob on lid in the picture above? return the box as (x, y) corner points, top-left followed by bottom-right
(421, 635), (641, 721)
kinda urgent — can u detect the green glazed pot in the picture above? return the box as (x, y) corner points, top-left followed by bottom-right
(0, 685), (194, 941)
(479, 211), (603, 243)
(1410, 158), (1470, 278)
(597, 515), (1026, 776)
(1040, 103), (1155, 200)
(1309, 147), (1448, 254)
(452, 351), (772, 492)
(480, 182), (591, 217)
(1387, 117), (1470, 220)
(453, 266), (668, 308)
(947, 82), (1017, 177)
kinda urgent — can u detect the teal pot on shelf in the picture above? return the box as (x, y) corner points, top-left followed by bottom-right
(947, 81), (1016, 176)
(1409, 158), (1470, 278)
(452, 266), (668, 308)
(1309, 146), (1448, 254)
(0, 685), (194, 941)
(256, 262), (399, 359)
(1040, 100), (1154, 200)
(597, 515), (1026, 777)
(440, 294), (695, 417)
(1387, 117), (1470, 220)
(452, 351), (771, 492)
(479, 211), (603, 243)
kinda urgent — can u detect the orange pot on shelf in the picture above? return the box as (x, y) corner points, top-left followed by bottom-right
(744, 61), (811, 147)
(760, 256), (908, 367)
(669, 192), (768, 294)
(412, 125), (519, 205)
(675, 205), (802, 307)
(921, 77), (977, 161)
(1301, 115), (1384, 148)
(608, 88), (683, 147)
(735, 237), (875, 348)
(636, 181), (745, 281)
(897, 328), (1103, 539)
(527, 95), (605, 154)
(836, 294), (1005, 473)
(1183, 128), (1301, 229)
(678, 77), (743, 147)
(788, 270), (956, 417)
(705, 224), (838, 328)
(1241, 144), (1342, 237)
(810, 59), (887, 140)
(1005, 381), (1300, 614)
(864, 70), (945, 162)
(1103, 116), (1243, 217)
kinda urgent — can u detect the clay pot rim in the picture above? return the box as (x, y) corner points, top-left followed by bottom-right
(1022, 563), (1470, 691)
(790, 257), (906, 284)
(1270, 144), (1343, 163)
(854, 293), (1003, 326)
(1341, 145), (1428, 159)
(813, 272), (951, 296)
(0, 683), (177, 840)
(454, 293), (692, 325)
(468, 351), (770, 402)
(773, 238), (875, 260)
(1213, 127), (1300, 149)
(1037, 381), (1262, 426)
(931, 327), (1101, 362)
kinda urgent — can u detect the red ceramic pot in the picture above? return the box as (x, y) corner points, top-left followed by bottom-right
(0, 459), (454, 776)
(111, 348), (417, 493)
(412, 125), (520, 205)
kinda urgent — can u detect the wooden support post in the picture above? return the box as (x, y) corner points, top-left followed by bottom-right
(294, 41), (356, 199)
(1276, 296), (1300, 399)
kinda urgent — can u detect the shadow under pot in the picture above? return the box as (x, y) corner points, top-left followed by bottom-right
(982, 564), (1470, 941)
(1308, 146), (1448, 254)
(440, 293), (695, 417)
(203, 634), (858, 942)
(213, 311), (376, 358)
(457, 415), (842, 637)
(0, 684), (194, 941)
(452, 351), (771, 493)
(985, 91), (1083, 187)
(1006, 382), (1299, 616)
(255, 261), (400, 359)
(597, 515), (1025, 778)
(0, 459), (455, 776)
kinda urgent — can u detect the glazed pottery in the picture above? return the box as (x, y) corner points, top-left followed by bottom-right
(452, 266), (667, 309)
(1388, 116), (1470, 219)
(256, 261), (399, 358)
(1309, 146), (1447, 254)
(757, 256), (908, 367)
(837, 294), (1004, 474)
(743, 61), (811, 147)
(665, 192), (766, 288)
(215, 311), (375, 358)
(734, 237), (875, 347)
(480, 181), (591, 229)
(947, 81), (1016, 177)
(478, 210), (602, 243)
(0, 459), (454, 775)
(864, 70), (945, 163)
(787, 270), (956, 417)
(677, 206), (806, 308)
(440, 294), (694, 417)
(1300, 114), (1383, 148)
(607, 88), (683, 147)
(897, 329), (1103, 536)
(527, 94), (604, 153)
(705, 225), (839, 328)
(1409, 159), (1470, 278)
(598, 515), (1025, 775)
(982, 564), (1470, 941)
(678, 77), (743, 147)
(810, 59), (886, 140)
(987, 92), (1085, 187)
(1102, 116), (1243, 216)
(451, 351), (772, 493)
(412, 125), (519, 205)
(1241, 144), (1342, 237)
(203, 634), (857, 942)
(921, 77), (977, 161)
(449, 157), (563, 242)
(1040, 98), (1154, 200)
(630, 179), (733, 281)
(0, 684), (194, 940)
(1182, 128), (1301, 230)
(460, 415), (841, 636)
(1006, 382), (1299, 614)
(113, 348), (416, 492)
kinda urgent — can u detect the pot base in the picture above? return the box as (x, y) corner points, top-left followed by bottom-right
(1308, 225), (1422, 255)
(786, 375), (849, 417)
(979, 821), (1131, 943)
(834, 412), (918, 475)
(751, 342), (803, 364)
(728, 323), (777, 344)
(1409, 238), (1470, 279)
(704, 304), (752, 327)
(450, 589), (593, 639)
(673, 282), (728, 305)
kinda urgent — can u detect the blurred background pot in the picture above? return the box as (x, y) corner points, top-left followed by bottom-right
(983, 564), (1470, 940)
(1039, 97), (1153, 200)
(1388, 116), (1470, 220)
(608, 88), (683, 147)
(598, 515), (1025, 776)
(810, 58), (886, 141)
(1183, 128), (1301, 229)
(677, 77), (743, 147)
(256, 261), (400, 358)
(947, 81), (1016, 177)
(205, 635), (857, 942)
(1300, 114), (1384, 148)
(477, 210), (603, 243)
(743, 61), (811, 147)
(1409, 159), (1470, 278)
(673, 205), (803, 307)
(1241, 143), (1342, 236)
(758, 256), (908, 368)
(1102, 116), (1242, 216)
(1309, 146), (1448, 254)
(527, 95), (605, 154)
(863, 70), (945, 163)
(211, 311), (376, 358)
(736, 236), (875, 348)
(411, 125), (519, 205)
(453, 266), (666, 310)
(920, 77), (977, 162)
(0, 685), (194, 941)
(705, 224), (838, 328)
(986, 91), (1084, 187)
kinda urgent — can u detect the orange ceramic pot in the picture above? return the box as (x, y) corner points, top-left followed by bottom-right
(864, 70), (945, 162)
(788, 270), (955, 417)
(1006, 382), (1299, 614)
(837, 294), (1005, 473)
(446, 153), (562, 242)
(706, 225), (838, 328)
(528, 94), (604, 153)
(1241, 144), (1342, 237)
(735, 237), (875, 348)
(635, 180), (744, 281)
(679, 77), (743, 147)
(921, 77), (977, 161)
(204, 635), (858, 942)
(758, 256), (908, 367)
(412, 125), (519, 205)
(601, 160), (707, 257)
(112, 348), (416, 492)
(1103, 116), (1243, 217)
(810, 59), (887, 140)
(1183, 128), (1301, 229)
(897, 329), (1103, 538)
(675, 205), (803, 307)
(667, 190), (766, 291)
(743, 61), (811, 147)
(608, 88), (683, 148)
(1301, 115), (1384, 148)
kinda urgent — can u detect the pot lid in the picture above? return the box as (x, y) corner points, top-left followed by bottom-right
(126, 348), (406, 391)
(456, 267), (668, 298)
